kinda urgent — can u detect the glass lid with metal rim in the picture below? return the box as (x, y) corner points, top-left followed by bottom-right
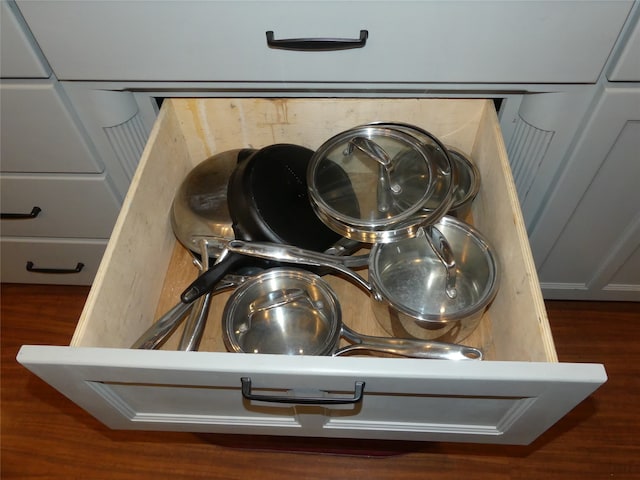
(307, 124), (450, 243)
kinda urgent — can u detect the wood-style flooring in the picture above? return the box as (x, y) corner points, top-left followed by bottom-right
(1, 283), (639, 479)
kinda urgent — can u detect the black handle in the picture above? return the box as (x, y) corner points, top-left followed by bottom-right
(1, 206), (42, 219)
(26, 261), (84, 274)
(181, 253), (245, 304)
(241, 377), (365, 405)
(266, 30), (368, 51)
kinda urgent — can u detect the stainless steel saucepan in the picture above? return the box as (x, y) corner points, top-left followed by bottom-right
(222, 268), (482, 360)
(198, 214), (499, 344)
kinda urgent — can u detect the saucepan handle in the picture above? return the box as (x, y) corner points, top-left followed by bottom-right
(336, 325), (483, 360)
(222, 239), (376, 297)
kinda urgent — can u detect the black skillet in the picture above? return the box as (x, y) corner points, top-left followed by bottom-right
(180, 143), (361, 304)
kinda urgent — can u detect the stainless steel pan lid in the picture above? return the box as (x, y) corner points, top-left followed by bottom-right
(307, 125), (437, 243)
(222, 268), (341, 356)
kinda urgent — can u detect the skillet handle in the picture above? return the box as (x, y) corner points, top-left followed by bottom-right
(181, 252), (244, 304)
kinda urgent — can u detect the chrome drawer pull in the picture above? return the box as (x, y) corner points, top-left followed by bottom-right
(265, 30), (368, 51)
(26, 261), (84, 274)
(1, 206), (42, 219)
(241, 377), (365, 405)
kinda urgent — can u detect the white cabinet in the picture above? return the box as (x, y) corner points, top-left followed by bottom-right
(0, 0), (49, 77)
(531, 87), (640, 301)
(0, 81), (104, 173)
(0, 0), (122, 285)
(526, 4), (640, 301)
(0, 174), (120, 238)
(15, 0), (633, 83)
(0, 238), (108, 285)
(608, 6), (640, 81)
(16, 98), (607, 445)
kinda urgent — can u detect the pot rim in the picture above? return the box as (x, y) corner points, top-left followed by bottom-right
(446, 147), (481, 213)
(368, 215), (500, 324)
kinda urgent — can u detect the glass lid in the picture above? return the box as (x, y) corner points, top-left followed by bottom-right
(307, 125), (438, 243)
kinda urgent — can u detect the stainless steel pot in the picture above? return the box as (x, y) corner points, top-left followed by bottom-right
(368, 216), (499, 342)
(202, 215), (498, 344)
(222, 268), (482, 360)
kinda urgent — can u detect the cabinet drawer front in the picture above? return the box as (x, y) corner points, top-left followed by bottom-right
(17, 347), (606, 445)
(1, 238), (106, 285)
(0, 0), (50, 78)
(0, 174), (120, 238)
(17, 0), (633, 83)
(0, 81), (103, 174)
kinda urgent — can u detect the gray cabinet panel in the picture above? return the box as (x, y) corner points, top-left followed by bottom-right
(608, 5), (640, 81)
(16, 0), (633, 83)
(0, 174), (120, 238)
(0, 237), (107, 285)
(0, 81), (104, 173)
(535, 88), (640, 300)
(0, 0), (50, 78)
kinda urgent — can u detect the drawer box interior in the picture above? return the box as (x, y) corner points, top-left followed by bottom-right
(71, 98), (555, 363)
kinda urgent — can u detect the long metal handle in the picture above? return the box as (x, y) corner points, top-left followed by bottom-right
(337, 325), (482, 360)
(131, 301), (193, 349)
(266, 30), (368, 51)
(133, 274), (250, 349)
(196, 235), (369, 269)
(241, 377), (365, 405)
(1, 206), (41, 219)
(25, 261), (84, 274)
(226, 239), (376, 298)
(179, 240), (212, 351)
(177, 292), (212, 351)
(181, 236), (372, 304)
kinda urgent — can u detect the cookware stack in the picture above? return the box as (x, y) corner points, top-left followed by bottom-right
(132, 122), (498, 360)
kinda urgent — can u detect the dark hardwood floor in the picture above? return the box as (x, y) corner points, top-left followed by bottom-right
(2, 283), (639, 479)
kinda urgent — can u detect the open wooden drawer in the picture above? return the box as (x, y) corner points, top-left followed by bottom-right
(17, 98), (606, 445)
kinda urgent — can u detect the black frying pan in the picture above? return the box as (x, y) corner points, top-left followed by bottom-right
(180, 143), (361, 304)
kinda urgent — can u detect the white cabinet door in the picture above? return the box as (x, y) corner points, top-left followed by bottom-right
(0, 81), (103, 173)
(608, 4), (640, 82)
(17, 346), (606, 445)
(16, 0), (633, 83)
(531, 87), (640, 300)
(0, 174), (120, 238)
(0, 237), (107, 285)
(0, 0), (50, 78)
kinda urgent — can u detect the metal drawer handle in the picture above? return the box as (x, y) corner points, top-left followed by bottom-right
(265, 30), (368, 51)
(241, 377), (365, 405)
(1, 206), (42, 219)
(26, 261), (84, 274)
